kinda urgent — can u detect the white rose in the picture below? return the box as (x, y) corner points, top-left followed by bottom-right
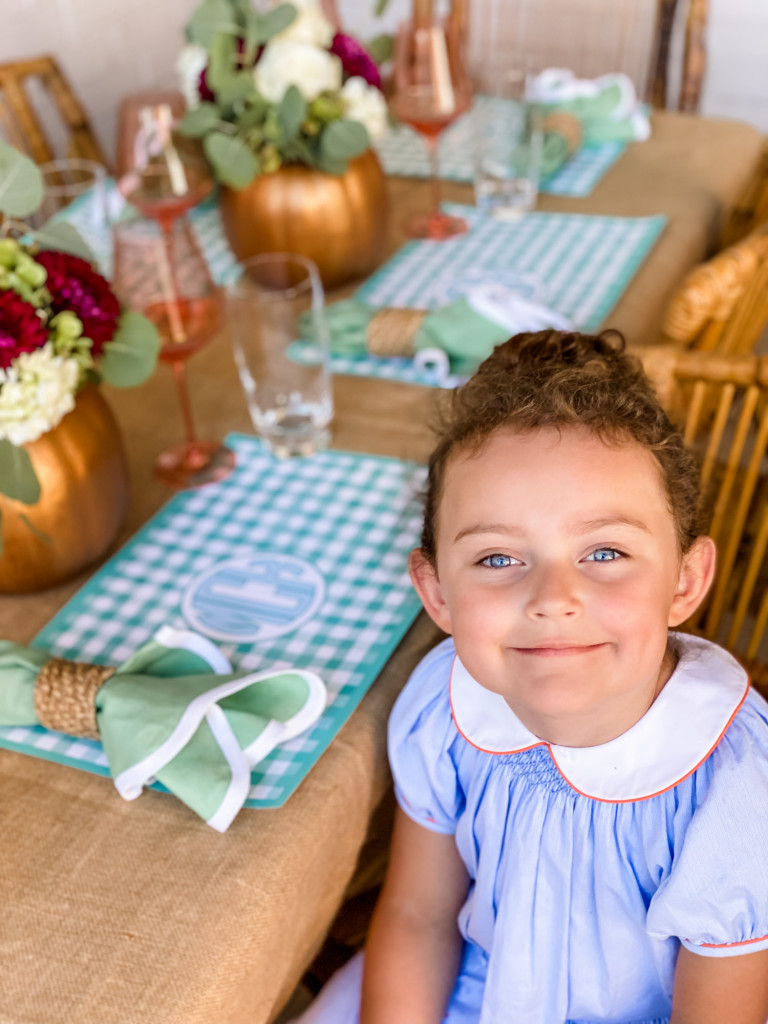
(341, 76), (388, 140)
(0, 344), (79, 446)
(254, 40), (342, 104)
(274, 0), (335, 49)
(175, 43), (209, 110)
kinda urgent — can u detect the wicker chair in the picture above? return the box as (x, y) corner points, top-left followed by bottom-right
(468, 0), (707, 112)
(660, 226), (768, 358)
(0, 55), (107, 167)
(637, 346), (768, 689)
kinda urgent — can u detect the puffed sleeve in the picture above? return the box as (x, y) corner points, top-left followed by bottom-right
(646, 693), (768, 957)
(388, 637), (464, 834)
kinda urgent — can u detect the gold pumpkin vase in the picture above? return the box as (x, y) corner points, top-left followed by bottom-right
(218, 149), (389, 289)
(0, 387), (129, 594)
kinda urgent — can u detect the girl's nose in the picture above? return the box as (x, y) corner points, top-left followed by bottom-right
(525, 563), (582, 619)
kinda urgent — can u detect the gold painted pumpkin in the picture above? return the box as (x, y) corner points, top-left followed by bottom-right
(218, 149), (389, 289)
(0, 387), (129, 594)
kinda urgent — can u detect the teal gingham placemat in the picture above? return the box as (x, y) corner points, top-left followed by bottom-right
(56, 191), (665, 389)
(0, 436), (427, 809)
(374, 96), (626, 197)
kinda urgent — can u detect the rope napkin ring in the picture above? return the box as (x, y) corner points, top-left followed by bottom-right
(366, 308), (426, 357)
(542, 112), (582, 155)
(34, 658), (115, 739)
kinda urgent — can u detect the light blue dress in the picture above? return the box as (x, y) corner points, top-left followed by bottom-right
(295, 633), (768, 1024)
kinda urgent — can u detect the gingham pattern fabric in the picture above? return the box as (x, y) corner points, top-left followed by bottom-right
(0, 436), (427, 809)
(374, 96), (626, 196)
(54, 192), (665, 389)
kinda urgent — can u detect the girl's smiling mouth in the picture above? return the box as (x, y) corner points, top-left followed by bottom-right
(512, 642), (610, 657)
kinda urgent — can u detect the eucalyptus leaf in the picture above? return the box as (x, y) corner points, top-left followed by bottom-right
(207, 31), (236, 92)
(320, 119), (370, 164)
(0, 142), (44, 218)
(179, 103), (223, 138)
(243, 9), (262, 62)
(217, 72), (257, 109)
(187, 0), (239, 47)
(367, 33), (394, 65)
(204, 131), (259, 188)
(277, 86), (306, 141)
(317, 152), (348, 176)
(257, 3), (297, 43)
(18, 512), (52, 545)
(0, 440), (41, 505)
(32, 221), (96, 264)
(100, 311), (160, 388)
(374, 0), (391, 14)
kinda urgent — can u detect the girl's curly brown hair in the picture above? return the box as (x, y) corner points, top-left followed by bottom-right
(420, 330), (704, 562)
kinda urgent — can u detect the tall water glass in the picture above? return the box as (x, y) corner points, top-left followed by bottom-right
(473, 66), (543, 220)
(227, 254), (333, 457)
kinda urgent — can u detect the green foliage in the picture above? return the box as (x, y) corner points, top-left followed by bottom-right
(374, 0), (391, 14)
(187, 0), (239, 47)
(204, 131), (259, 188)
(31, 221), (96, 264)
(179, 0), (385, 186)
(367, 33), (394, 65)
(277, 86), (307, 141)
(179, 103), (222, 138)
(99, 311), (161, 388)
(321, 119), (370, 163)
(0, 440), (41, 505)
(0, 142), (43, 218)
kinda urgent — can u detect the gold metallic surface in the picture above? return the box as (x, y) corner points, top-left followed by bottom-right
(0, 387), (129, 593)
(218, 150), (389, 289)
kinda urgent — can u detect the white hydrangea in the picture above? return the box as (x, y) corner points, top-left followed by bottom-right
(176, 43), (209, 110)
(254, 40), (342, 103)
(273, 0), (335, 49)
(0, 344), (79, 446)
(341, 76), (388, 139)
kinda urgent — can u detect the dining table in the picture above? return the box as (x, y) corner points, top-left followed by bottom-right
(0, 109), (762, 1024)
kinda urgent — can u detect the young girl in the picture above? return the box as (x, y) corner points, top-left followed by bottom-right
(296, 331), (768, 1024)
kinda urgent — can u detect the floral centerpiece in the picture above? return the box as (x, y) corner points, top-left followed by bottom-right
(0, 141), (159, 564)
(175, 0), (389, 187)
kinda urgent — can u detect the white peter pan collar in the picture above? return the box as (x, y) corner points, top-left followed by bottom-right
(449, 633), (749, 802)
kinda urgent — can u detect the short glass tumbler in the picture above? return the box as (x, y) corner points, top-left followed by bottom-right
(227, 254), (333, 457)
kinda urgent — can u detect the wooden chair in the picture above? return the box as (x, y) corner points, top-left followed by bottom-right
(660, 226), (768, 358)
(0, 55), (107, 167)
(467, 0), (708, 112)
(722, 141), (768, 248)
(637, 346), (768, 688)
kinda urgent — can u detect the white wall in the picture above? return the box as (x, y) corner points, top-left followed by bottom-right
(0, 0), (765, 164)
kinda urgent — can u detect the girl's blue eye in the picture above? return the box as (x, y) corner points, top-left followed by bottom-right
(481, 554), (516, 569)
(585, 548), (623, 562)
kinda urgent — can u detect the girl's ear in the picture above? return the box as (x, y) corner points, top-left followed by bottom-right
(409, 549), (453, 634)
(668, 535), (717, 627)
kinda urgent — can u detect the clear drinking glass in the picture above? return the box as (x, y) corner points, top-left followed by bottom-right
(29, 157), (108, 232)
(227, 254), (333, 458)
(473, 65), (544, 220)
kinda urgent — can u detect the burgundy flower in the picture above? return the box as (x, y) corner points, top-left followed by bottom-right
(198, 67), (215, 103)
(35, 251), (121, 355)
(330, 33), (382, 90)
(0, 291), (48, 370)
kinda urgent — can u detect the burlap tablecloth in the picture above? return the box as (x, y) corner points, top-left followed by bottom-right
(0, 110), (761, 1024)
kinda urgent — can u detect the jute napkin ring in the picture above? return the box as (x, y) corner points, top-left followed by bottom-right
(34, 658), (116, 739)
(366, 308), (426, 357)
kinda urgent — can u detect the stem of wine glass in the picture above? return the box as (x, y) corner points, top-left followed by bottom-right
(170, 357), (198, 448)
(426, 136), (443, 222)
(159, 221), (187, 346)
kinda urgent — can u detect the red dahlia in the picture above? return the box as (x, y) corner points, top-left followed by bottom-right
(35, 250), (121, 355)
(330, 33), (382, 90)
(0, 290), (49, 370)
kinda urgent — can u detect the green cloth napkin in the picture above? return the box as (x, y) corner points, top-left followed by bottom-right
(529, 71), (651, 146)
(0, 626), (326, 831)
(312, 298), (507, 374)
